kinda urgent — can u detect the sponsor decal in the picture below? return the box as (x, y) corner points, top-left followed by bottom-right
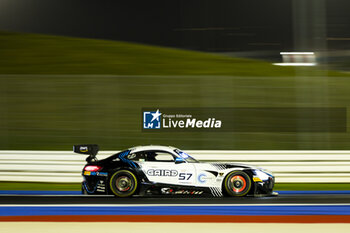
(175, 190), (184, 194)
(147, 169), (178, 177)
(80, 146), (88, 152)
(128, 154), (137, 159)
(179, 173), (192, 180)
(253, 177), (263, 182)
(96, 180), (106, 192)
(174, 190), (204, 195)
(198, 173), (207, 183)
(84, 171), (107, 176)
(97, 172), (108, 176)
(161, 188), (174, 194)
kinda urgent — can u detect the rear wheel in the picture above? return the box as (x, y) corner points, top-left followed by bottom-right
(109, 170), (138, 197)
(223, 171), (251, 197)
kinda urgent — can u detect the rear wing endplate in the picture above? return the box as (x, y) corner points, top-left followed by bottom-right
(73, 144), (99, 162)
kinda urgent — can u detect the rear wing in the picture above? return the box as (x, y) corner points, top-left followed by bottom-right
(73, 144), (99, 162)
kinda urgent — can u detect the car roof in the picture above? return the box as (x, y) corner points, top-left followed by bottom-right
(129, 145), (178, 154)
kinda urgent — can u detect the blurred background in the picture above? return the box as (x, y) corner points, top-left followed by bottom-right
(0, 0), (349, 150)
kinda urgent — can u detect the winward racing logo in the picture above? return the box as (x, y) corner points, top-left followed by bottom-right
(143, 109), (162, 129)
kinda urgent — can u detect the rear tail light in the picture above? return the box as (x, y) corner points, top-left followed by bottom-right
(84, 165), (102, 172)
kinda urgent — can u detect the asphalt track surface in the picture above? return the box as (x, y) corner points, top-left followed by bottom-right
(1, 194), (350, 204)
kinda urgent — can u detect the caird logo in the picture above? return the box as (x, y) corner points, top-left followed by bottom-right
(147, 169), (178, 177)
(80, 146), (88, 152)
(143, 109), (162, 129)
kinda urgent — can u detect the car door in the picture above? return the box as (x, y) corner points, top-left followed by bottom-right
(138, 150), (196, 186)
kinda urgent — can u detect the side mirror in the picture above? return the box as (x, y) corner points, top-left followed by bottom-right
(175, 157), (185, 164)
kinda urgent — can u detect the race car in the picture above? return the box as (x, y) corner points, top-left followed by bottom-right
(74, 144), (276, 197)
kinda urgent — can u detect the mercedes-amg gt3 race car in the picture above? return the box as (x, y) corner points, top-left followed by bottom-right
(74, 144), (276, 197)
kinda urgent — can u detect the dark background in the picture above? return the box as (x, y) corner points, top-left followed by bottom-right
(0, 0), (349, 52)
(0, 0), (350, 150)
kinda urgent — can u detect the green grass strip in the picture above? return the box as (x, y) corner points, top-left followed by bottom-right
(0, 182), (81, 191)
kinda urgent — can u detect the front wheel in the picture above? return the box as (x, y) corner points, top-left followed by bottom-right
(109, 170), (138, 197)
(223, 171), (251, 197)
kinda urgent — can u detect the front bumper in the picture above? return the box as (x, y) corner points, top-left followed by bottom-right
(254, 175), (275, 196)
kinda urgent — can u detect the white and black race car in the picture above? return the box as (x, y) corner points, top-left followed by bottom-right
(74, 144), (276, 197)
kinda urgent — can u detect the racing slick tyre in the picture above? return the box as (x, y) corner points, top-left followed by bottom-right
(109, 170), (138, 197)
(223, 171), (251, 197)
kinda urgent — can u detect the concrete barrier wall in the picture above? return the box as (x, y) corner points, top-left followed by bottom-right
(1, 150), (350, 183)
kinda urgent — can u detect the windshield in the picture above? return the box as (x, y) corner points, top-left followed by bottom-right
(174, 149), (199, 163)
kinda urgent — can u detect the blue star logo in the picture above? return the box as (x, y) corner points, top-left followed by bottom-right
(143, 109), (162, 129)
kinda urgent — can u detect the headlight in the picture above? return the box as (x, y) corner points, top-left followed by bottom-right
(254, 170), (270, 181)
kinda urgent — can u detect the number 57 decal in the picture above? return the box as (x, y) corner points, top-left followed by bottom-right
(179, 173), (192, 180)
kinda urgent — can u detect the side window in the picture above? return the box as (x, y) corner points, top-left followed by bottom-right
(155, 152), (174, 162)
(127, 152), (145, 162)
(144, 151), (175, 162)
